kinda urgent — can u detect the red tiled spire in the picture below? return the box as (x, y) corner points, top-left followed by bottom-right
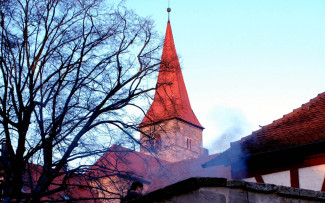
(140, 21), (203, 129)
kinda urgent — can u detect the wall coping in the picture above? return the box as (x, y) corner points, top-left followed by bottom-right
(129, 177), (325, 202)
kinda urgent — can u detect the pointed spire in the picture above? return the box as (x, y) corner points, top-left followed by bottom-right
(140, 19), (203, 129)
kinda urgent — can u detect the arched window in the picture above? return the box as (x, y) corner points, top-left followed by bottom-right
(187, 138), (191, 149)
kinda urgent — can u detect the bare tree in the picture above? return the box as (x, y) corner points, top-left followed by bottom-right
(0, 0), (160, 201)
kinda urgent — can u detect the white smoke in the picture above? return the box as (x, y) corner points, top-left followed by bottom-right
(205, 107), (253, 154)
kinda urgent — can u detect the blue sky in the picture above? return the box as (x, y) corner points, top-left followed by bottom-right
(119, 0), (325, 153)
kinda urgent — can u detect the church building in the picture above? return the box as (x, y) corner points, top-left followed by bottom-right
(91, 8), (325, 199)
(2, 6), (324, 202)
(86, 8), (229, 200)
(138, 9), (204, 163)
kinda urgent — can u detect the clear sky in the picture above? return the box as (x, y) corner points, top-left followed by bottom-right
(117, 0), (325, 154)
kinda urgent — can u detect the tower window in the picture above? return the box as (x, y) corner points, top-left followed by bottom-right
(187, 138), (191, 149)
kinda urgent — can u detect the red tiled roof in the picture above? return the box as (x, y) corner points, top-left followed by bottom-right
(203, 92), (325, 168)
(139, 22), (203, 129)
(87, 145), (169, 182)
(241, 92), (325, 154)
(21, 163), (100, 202)
(88, 145), (230, 193)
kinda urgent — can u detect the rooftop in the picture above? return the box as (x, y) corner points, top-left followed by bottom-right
(203, 91), (325, 167)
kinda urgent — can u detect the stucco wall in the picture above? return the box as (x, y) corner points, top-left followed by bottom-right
(299, 164), (325, 191)
(243, 164), (325, 191)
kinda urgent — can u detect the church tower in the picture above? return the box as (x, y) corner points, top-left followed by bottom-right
(139, 8), (204, 163)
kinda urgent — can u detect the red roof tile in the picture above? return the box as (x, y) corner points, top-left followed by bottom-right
(88, 145), (230, 194)
(241, 92), (325, 154)
(21, 163), (100, 202)
(203, 92), (325, 168)
(139, 22), (203, 129)
(87, 145), (169, 182)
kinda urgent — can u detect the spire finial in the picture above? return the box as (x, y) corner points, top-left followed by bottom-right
(167, 7), (171, 22)
(167, 0), (171, 22)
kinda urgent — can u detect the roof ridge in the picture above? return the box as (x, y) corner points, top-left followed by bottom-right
(242, 91), (325, 142)
(238, 91), (325, 154)
(260, 91), (325, 129)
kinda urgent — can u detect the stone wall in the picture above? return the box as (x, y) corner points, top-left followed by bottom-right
(130, 177), (325, 203)
(140, 119), (203, 163)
